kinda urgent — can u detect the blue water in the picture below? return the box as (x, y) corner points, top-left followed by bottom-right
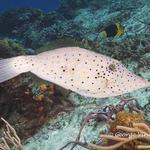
(0, 0), (60, 12)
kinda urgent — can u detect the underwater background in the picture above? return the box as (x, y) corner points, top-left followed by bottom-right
(0, 0), (150, 150)
(0, 0), (60, 12)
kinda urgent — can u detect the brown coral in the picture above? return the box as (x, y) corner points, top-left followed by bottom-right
(110, 111), (144, 133)
(88, 112), (149, 150)
(39, 84), (48, 92)
(35, 94), (45, 102)
(89, 122), (150, 150)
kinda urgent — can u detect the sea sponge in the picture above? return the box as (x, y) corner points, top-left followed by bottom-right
(110, 111), (144, 133)
(34, 94), (45, 102)
(39, 84), (48, 92)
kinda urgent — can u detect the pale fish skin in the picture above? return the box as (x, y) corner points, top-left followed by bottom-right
(0, 47), (149, 98)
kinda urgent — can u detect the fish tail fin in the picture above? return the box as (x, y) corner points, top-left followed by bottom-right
(0, 55), (36, 83)
(116, 23), (124, 36)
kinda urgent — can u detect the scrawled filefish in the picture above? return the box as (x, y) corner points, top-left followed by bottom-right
(0, 47), (149, 98)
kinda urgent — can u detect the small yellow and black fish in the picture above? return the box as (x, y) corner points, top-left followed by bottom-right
(99, 23), (125, 38)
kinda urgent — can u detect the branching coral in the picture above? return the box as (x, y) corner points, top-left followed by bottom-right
(0, 118), (23, 150)
(60, 116), (150, 150)
(110, 111), (144, 133)
(89, 122), (150, 150)
(59, 97), (143, 150)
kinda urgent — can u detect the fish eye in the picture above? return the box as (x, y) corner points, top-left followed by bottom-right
(108, 64), (117, 72)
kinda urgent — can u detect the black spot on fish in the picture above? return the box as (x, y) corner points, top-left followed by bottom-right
(108, 64), (117, 71)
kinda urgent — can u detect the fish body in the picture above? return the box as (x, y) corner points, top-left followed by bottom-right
(0, 47), (149, 98)
(99, 23), (125, 38)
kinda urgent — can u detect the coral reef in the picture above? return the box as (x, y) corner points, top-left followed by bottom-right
(0, 74), (74, 141)
(110, 111), (144, 133)
(0, 0), (149, 149)
(90, 122), (150, 150)
(0, 118), (23, 150)
(0, 8), (43, 36)
(0, 38), (25, 58)
(23, 20), (83, 48)
(0, 0), (149, 52)
(36, 38), (83, 53)
(0, 8), (84, 48)
(59, 98), (144, 150)
(139, 53), (150, 71)
(60, 111), (149, 150)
